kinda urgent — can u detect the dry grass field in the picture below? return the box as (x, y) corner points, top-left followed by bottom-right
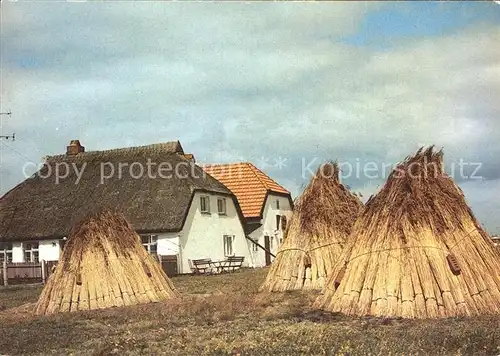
(1, 268), (500, 356)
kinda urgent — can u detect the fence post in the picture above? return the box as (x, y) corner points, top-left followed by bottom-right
(176, 253), (181, 276)
(41, 260), (46, 284)
(2, 260), (7, 286)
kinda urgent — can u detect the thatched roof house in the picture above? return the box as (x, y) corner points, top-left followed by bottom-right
(203, 162), (293, 267)
(35, 211), (179, 315)
(0, 140), (251, 273)
(259, 162), (363, 292)
(315, 147), (500, 318)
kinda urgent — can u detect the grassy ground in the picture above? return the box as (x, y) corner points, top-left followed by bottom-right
(1, 268), (500, 356)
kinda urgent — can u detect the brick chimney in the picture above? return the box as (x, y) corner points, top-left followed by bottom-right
(66, 140), (85, 155)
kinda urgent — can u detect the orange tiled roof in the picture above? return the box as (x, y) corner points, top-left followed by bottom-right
(203, 162), (290, 219)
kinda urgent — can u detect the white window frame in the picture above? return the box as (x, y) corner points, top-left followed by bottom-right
(223, 235), (235, 257)
(217, 197), (227, 215)
(200, 195), (211, 214)
(141, 234), (158, 255)
(0, 242), (13, 263)
(24, 242), (39, 263)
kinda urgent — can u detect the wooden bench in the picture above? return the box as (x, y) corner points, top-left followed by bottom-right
(190, 258), (213, 275)
(223, 256), (244, 273)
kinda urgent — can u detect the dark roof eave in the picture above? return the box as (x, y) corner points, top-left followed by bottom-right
(0, 226), (186, 242)
(0, 234), (68, 243)
(135, 227), (183, 234)
(244, 216), (262, 222)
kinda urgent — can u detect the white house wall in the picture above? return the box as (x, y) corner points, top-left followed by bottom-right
(157, 233), (181, 256)
(11, 243), (23, 263)
(177, 191), (250, 274)
(156, 232), (181, 273)
(39, 240), (61, 261)
(9, 240), (61, 263)
(248, 194), (293, 267)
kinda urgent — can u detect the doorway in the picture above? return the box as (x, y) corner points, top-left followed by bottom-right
(264, 235), (272, 266)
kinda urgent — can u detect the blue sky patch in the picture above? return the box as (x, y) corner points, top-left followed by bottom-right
(342, 1), (500, 49)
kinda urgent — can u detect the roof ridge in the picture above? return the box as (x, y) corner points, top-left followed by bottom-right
(204, 161), (290, 194)
(203, 162), (250, 167)
(247, 162), (290, 194)
(46, 141), (183, 160)
(246, 162), (271, 190)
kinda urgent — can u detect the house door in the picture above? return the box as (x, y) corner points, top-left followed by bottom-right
(264, 235), (272, 266)
(159, 255), (179, 277)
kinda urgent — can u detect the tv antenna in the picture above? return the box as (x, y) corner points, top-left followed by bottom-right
(0, 111), (15, 140)
(0, 133), (15, 141)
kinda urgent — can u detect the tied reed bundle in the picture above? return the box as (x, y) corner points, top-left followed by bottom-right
(259, 162), (363, 292)
(34, 211), (179, 315)
(315, 147), (500, 318)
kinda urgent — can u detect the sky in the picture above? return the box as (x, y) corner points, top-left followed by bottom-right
(1, 1), (499, 234)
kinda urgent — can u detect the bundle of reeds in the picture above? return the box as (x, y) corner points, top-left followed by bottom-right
(259, 162), (363, 292)
(34, 211), (179, 315)
(315, 147), (500, 318)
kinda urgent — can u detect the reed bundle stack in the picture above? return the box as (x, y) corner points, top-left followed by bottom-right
(260, 162), (363, 292)
(315, 147), (500, 318)
(34, 211), (178, 315)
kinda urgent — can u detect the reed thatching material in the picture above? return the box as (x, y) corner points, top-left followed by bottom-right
(0, 141), (236, 243)
(34, 211), (179, 315)
(260, 162), (363, 292)
(315, 147), (500, 318)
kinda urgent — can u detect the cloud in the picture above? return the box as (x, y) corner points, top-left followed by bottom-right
(460, 178), (500, 235)
(1, 3), (499, 233)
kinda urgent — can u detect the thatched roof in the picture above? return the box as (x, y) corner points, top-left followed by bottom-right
(315, 147), (500, 318)
(0, 141), (238, 242)
(260, 162), (363, 292)
(34, 211), (179, 315)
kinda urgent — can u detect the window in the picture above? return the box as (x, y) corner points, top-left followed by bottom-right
(0, 242), (13, 263)
(270, 236), (274, 249)
(251, 239), (259, 252)
(217, 198), (227, 215)
(200, 196), (211, 214)
(276, 215), (281, 230)
(281, 215), (287, 231)
(141, 234), (158, 255)
(276, 199), (280, 209)
(24, 242), (39, 263)
(223, 235), (235, 256)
